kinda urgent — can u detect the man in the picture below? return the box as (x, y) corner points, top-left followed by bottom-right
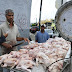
(35, 24), (50, 43)
(0, 9), (29, 55)
(0, 9), (29, 72)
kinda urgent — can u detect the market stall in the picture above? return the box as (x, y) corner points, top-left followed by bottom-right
(0, 0), (72, 71)
(0, 37), (71, 72)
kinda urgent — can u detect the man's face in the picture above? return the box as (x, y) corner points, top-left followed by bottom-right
(6, 12), (14, 23)
(41, 26), (45, 31)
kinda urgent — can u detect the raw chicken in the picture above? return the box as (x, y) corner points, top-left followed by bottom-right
(1, 58), (18, 69)
(16, 58), (35, 72)
(0, 54), (9, 64)
(0, 37), (70, 72)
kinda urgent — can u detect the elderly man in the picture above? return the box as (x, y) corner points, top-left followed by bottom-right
(0, 9), (29, 72)
(35, 24), (50, 43)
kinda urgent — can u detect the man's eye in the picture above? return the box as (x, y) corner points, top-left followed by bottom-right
(8, 15), (13, 16)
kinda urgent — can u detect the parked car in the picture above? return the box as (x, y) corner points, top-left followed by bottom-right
(30, 26), (39, 33)
(44, 29), (53, 38)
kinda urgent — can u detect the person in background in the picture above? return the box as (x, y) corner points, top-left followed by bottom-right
(35, 24), (50, 43)
(0, 33), (8, 72)
(52, 27), (55, 33)
(0, 33), (8, 44)
(0, 9), (29, 72)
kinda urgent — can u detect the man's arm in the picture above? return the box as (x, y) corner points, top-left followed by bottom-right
(0, 33), (8, 44)
(1, 42), (12, 49)
(0, 36), (6, 44)
(0, 34), (12, 49)
(16, 37), (30, 43)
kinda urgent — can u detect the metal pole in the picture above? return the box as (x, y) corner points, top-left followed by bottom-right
(36, 18), (37, 25)
(71, 42), (72, 50)
(61, 0), (63, 5)
(39, 0), (43, 30)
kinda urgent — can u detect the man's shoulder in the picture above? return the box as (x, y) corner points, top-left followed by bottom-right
(45, 31), (48, 34)
(0, 22), (6, 27)
(36, 31), (41, 34)
(37, 31), (41, 33)
(14, 24), (18, 28)
(1, 22), (6, 25)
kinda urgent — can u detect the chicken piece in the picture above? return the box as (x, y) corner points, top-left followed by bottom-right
(10, 51), (21, 58)
(57, 59), (63, 69)
(28, 50), (36, 59)
(19, 49), (28, 54)
(1, 58), (18, 69)
(48, 63), (61, 72)
(36, 52), (50, 67)
(21, 43), (39, 49)
(49, 58), (56, 64)
(16, 58), (35, 69)
(0, 54), (9, 64)
(20, 54), (32, 60)
(48, 58), (63, 72)
(41, 43), (49, 48)
(56, 48), (67, 58)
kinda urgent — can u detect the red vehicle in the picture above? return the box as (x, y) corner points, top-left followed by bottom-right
(30, 26), (39, 33)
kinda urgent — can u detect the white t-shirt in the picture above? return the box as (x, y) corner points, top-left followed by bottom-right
(0, 21), (20, 55)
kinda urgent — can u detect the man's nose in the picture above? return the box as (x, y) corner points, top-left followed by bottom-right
(10, 16), (13, 18)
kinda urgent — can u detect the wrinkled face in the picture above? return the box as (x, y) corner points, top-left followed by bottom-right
(6, 12), (14, 23)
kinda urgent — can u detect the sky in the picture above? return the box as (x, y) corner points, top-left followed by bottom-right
(30, 0), (57, 23)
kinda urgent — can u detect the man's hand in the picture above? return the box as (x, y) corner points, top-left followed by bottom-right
(16, 37), (30, 43)
(3, 33), (8, 38)
(1, 43), (12, 49)
(24, 38), (30, 43)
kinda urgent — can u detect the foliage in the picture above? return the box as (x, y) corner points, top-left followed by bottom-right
(32, 23), (38, 26)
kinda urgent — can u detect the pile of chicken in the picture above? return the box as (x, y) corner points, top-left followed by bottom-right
(0, 37), (71, 72)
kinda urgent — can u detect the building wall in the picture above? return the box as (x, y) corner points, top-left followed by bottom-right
(55, 0), (70, 9)
(0, 0), (32, 38)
